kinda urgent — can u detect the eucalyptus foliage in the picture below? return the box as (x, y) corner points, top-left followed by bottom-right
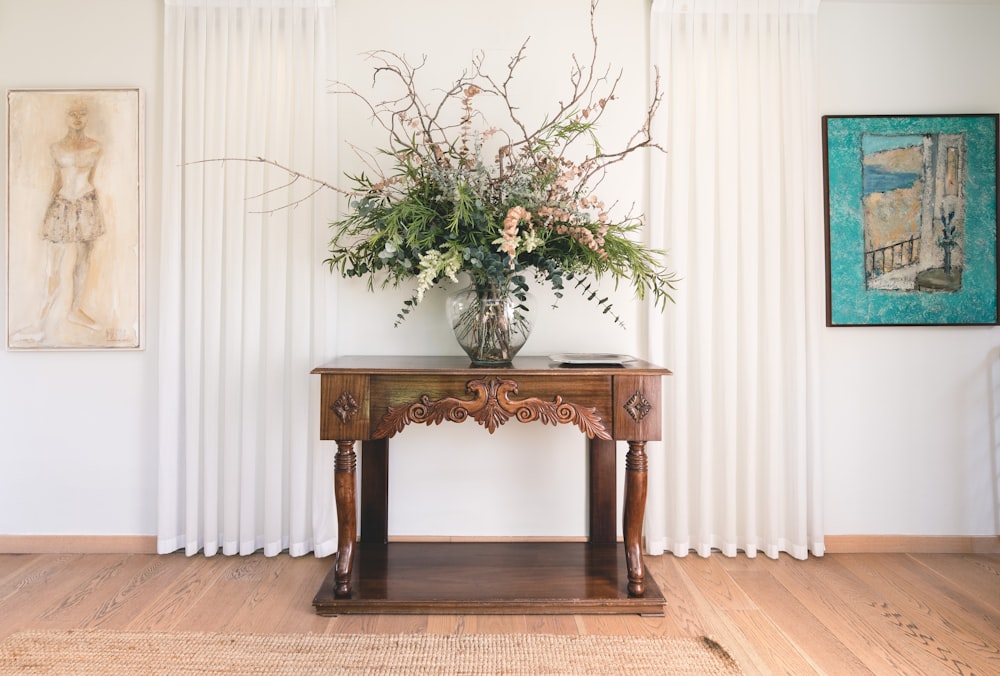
(325, 0), (677, 326)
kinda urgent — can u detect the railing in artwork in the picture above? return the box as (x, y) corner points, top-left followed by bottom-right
(865, 235), (921, 280)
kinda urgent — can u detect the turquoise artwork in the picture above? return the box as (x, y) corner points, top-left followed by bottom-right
(823, 114), (998, 326)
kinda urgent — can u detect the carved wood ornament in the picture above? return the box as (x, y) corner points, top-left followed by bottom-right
(374, 376), (611, 440)
(332, 390), (360, 423)
(624, 391), (652, 422)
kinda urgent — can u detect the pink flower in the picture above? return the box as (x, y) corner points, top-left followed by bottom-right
(497, 206), (532, 261)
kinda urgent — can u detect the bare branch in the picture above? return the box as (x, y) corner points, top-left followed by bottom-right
(186, 156), (348, 197)
(190, 0), (678, 319)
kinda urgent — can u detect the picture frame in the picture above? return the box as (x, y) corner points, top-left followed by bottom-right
(823, 114), (999, 327)
(6, 88), (144, 350)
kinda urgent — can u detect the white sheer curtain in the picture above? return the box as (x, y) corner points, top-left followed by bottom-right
(158, 0), (338, 557)
(647, 0), (825, 559)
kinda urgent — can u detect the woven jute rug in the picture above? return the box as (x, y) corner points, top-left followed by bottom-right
(0, 630), (742, 675)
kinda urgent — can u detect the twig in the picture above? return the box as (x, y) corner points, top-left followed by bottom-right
(186, 156), (348, 214)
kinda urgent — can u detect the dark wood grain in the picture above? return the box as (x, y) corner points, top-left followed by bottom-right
(312, 355), (672, 377)
(313, 355), (671, 611)
(589, 439), (617, 545)
(333, 440), (357, 598)
(623, 441), (648, 596)
(360, 439), (388, 545)
(312, 543), (665, 616)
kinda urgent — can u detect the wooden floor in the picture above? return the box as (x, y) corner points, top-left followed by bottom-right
(0, 551), (997, 674)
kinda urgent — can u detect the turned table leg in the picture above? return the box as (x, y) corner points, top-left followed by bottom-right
(623, 440), (648, 596)
(334, 439), (358, 597)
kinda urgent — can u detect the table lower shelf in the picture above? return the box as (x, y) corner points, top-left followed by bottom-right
(312, 541), (665, 616)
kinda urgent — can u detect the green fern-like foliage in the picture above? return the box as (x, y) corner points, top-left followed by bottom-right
(324, 0), (677, 325)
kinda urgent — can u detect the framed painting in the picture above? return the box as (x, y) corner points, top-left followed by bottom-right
(6, 88), (144, 350)
(823, 114), (999, 326)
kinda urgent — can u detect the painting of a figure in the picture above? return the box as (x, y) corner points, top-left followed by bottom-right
(6, 88), (143, 350)
(862, 132), (965, 292)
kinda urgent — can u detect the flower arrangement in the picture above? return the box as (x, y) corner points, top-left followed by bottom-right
(324, 0), (677, 331)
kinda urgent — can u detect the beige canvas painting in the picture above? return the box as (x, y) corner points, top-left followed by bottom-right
(6, 88), (143, 350)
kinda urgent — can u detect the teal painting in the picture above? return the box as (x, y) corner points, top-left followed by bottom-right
(823, 114), (998, 326)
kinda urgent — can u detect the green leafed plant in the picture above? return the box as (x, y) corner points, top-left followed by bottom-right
(261, 0), (677, 327)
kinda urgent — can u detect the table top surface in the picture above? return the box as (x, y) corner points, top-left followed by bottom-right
(312, 355), (671, 376)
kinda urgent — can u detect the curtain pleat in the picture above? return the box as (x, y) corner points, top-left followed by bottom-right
(648, 0), (825, 559)
(158, 0), (337, 558)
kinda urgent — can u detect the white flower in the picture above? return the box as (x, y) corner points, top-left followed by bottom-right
(522, 229), (542, 253)
(415, 248), (463, 302)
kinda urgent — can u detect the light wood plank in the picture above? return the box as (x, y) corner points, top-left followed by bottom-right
(837, 554), (1000, 675)
(724, 609), (819, 674)
(38, 555), (168, 630)
(374, 614), (429, 633)
(726, 567), (872, 674)
(463, 614), (529, 634)
(911, 553), (1000, 615)
(124, 554), (229, 631)
(667, 555), (774, 674)
(0, 554), (82, 606)
(425, 614), (465, 634)
(779, 555), (978, 675)
(0, 554), (44, 585)
(269, 557), (344, 636)
(0, 554), (99, 639)
(573, 613), (634, 636)
(0, 536), (156, 555)
(1, 550), (998, 676)
(523, 614), (581, 635)
(323, 613), (382, 635)
(673, 554), (756, 610)
(825, 535), (1000, 554)
(645, 555), (712, 637)
(8, 534), (997, 554)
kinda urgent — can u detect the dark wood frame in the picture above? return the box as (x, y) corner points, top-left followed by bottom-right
(311, 355), (671, 615)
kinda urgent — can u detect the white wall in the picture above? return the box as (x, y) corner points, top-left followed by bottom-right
(818, 0), (1000, 537)
(0, 0), (997, 542)
(0, 0), (162, 536)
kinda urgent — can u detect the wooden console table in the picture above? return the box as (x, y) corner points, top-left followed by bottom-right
(311, 355), (671, 615)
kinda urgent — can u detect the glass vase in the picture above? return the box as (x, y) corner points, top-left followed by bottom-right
(447, 281), (535, 365)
